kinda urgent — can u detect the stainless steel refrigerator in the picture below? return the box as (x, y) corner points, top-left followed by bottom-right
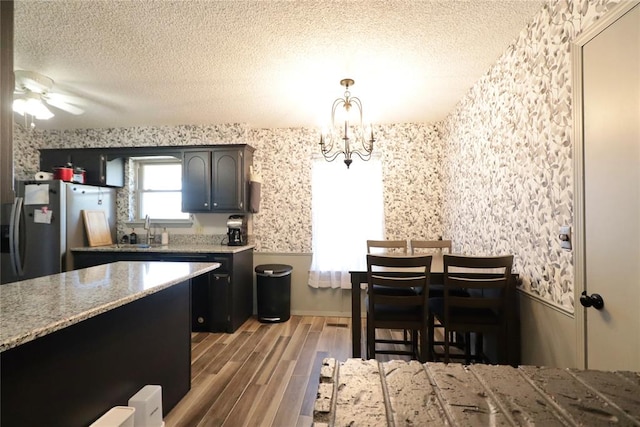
(1, 180), (116, 284)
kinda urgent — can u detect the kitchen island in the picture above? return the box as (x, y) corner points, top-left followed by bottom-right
(0, 261), (220, 427)
(72, 244), (255, 333)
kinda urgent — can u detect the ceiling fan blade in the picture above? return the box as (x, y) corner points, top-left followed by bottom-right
(44, 95), (84, 115)
(14, 70), (53, 94)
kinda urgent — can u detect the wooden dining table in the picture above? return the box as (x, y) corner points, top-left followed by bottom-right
(349, 270), (520, 365)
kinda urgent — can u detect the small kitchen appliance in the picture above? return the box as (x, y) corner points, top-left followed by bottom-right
(226, 215), (247, 246)
(53, 165), (74, 182)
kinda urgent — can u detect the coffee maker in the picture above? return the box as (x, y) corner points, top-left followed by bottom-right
(226, 215), (247, 246)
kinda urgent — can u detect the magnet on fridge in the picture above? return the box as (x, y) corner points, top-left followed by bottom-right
(34, 208), (53, 224)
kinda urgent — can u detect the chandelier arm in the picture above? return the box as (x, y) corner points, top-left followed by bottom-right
(356, 134), (374, 154)
(350, 96), (363, 116)
(320, 136), (335, 155)
(350, 149), (373, 162)
(321, 150), (345, 163)
(331, 98), (345, 120)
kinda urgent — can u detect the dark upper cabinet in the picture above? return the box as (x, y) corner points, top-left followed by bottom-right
(182, 145), (253, 213)
(39, 145), (252, 197)
(182, 151), (212, 211)
(212, 149), (243, 211)
(40, 148), (124, 187)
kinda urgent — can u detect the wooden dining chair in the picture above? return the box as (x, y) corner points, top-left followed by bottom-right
(366, 254), (432, 362)
(410, 240), (467, 350)
(366, 239), (408, 255)
(410, 239), (451, 269)
(367, 239), (412, 342)
(428, 254), (513, 364)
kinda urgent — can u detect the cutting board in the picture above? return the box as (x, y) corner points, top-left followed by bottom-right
(82, 210), (113, 247)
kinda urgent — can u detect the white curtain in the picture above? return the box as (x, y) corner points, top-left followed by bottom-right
(308, 157), (384, 289)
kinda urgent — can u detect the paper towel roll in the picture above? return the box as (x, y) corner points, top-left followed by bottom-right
(35, 171), (54, 181)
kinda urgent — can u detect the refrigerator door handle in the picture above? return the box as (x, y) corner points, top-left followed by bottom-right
(10, 197), (25, 276)
(8, 198), (19, 276)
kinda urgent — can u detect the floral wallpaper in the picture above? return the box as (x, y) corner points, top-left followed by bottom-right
(439, 0), (620, 312)
(249, 123), (443, 253)
(11, 0), (621, 313)
(14, 122), (443, 253)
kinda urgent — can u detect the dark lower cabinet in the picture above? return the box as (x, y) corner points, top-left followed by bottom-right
(1, 281), (191, 427)
(209, 272), (231, 331)
(73, 248), (254, 333)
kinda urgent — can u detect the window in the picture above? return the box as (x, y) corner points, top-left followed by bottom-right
(135, 157), (189, 220)
(308, 157), (384, 289)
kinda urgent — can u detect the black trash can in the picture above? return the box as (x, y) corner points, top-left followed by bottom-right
(255, 264), (293, 323)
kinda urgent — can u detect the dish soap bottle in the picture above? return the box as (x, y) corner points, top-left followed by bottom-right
(129, 229), (137, 244)
(161, 228), (169, 245)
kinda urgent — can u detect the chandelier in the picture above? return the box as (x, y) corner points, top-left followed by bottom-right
(319, 78), (374, 168)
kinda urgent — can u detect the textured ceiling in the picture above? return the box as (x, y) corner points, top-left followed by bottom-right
(14, 0), (544, 131)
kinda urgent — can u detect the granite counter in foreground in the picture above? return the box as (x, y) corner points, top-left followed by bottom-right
(0, 261), (220, 352)
(1, 260), (219, 426)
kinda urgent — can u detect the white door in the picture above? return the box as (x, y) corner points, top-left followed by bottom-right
(579, 2), (640, 371)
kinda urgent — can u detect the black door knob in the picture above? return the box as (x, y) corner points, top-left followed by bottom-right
(580, 291), (604, 310)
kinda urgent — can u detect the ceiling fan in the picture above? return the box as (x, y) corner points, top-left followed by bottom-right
(13, 70), (84, 126)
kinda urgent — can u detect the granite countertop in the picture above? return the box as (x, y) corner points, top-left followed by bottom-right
(71, 243), (255, 254)
(0, 261), (220, 352)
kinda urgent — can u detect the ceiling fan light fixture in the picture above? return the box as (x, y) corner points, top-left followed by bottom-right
(12, 98), (27, 116)
(13, 93), (54, 120)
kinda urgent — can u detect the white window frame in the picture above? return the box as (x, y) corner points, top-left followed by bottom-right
(133, 157), (190, 222)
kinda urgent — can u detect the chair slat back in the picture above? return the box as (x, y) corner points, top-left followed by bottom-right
(410, 240), (451, 272)
(367, 255), (432, 306)
(443, 254), (513, 313)
(410, 240), (452, 254)
(367, 239), (408, 255)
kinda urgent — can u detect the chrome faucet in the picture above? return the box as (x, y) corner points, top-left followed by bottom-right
(144, 215), (152, 244)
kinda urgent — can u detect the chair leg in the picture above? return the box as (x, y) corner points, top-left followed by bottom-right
(475, 333), (484, 363)
(443, 327), (450, 363)
(428, 313), (435, 361)
(464, 332), (472, 364)
(498, 327), (508, 365)
(453, 332), (464, 349)
(367, 320), (375, 360)
(419, 328), (427, 363)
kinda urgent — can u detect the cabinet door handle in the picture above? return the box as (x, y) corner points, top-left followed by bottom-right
(204, 202), (208, 207)
(213, 202), (217, 207)
(100, 155), (106, 183)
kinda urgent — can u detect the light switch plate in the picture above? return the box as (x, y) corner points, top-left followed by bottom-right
(559, 226), (571, 250)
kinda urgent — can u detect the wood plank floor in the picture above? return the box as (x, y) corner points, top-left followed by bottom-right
(164, 315), (409, 427)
